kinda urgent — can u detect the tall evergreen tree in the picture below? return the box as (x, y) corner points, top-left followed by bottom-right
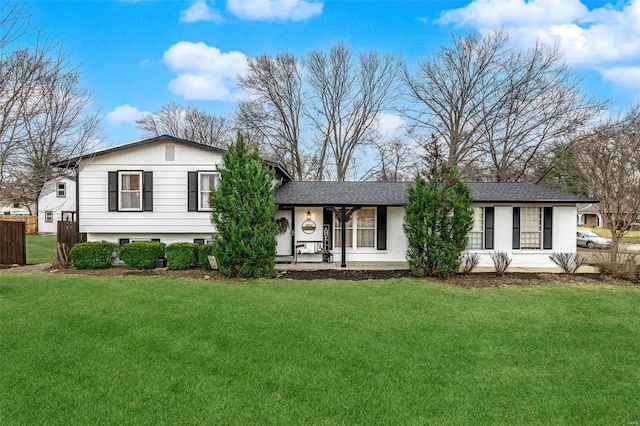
(403, 157), (473, 278)
(210, 132), (278, 278)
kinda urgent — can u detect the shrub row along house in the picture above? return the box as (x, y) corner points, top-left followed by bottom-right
(55, 135), (594, 270)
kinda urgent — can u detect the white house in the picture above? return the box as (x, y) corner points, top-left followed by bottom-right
(37, 176), (77, 234)
(0, 195), (35, 216)
(56, 135), (596, 270)
(55, 135), (292, 246)
(274, 181), (591, 269)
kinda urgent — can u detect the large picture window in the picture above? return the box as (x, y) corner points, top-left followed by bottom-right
(199, 172), (219, 211)
(119, 171), (142, 211)
(334, 208), (376, 249)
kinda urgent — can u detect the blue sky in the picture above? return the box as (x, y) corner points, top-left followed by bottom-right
(24, 0), (640, 146)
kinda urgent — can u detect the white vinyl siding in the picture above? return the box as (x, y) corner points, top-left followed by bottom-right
(77, 141), (222, 234)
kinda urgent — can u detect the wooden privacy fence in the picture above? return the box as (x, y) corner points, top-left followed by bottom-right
(0, 221), (26, 265)
(0, 215), (37, 234)
(57, 221), (86, 250)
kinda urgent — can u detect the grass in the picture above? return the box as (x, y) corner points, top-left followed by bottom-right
(2, 275), (640, 425)
(25, 234), (57, 264)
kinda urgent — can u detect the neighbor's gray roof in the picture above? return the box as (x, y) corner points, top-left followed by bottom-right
(274, 181), (597, 206)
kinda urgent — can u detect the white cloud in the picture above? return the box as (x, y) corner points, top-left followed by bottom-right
(105, 104), (149, 125)
(180, 0), (222, 23)
(163, 41), (247, 101)
(227, 0), (323, 21)
(437, 0), (640, 96)
(375, 113), (407, 141)
(600, 66), (640, 92)
(139, 58), (154, 68)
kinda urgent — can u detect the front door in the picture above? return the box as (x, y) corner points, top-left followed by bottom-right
(275, 210), (292, 256)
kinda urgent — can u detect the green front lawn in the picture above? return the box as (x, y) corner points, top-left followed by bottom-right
(26, 234), (57, 264)
(2, 275), (639, 424)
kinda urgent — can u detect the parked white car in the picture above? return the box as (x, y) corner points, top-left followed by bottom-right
(576, 231), (611, 249)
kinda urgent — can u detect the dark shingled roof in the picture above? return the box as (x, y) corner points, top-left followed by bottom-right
(275, 181), (596, 206)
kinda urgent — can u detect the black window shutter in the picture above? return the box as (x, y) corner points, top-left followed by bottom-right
(323, 208), (333, 250)
(484, 207), (495, 250)
(543, 207), (553, 250)
(512, 207), (521, 249)
(108, 171), (117, 211)
(143, 171), (153, 212)
(118, 238), (130, 245)
(188, 172), (197, 212)
(377, 206), (387, 250)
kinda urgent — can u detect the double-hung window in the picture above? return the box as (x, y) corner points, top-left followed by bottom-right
(520, 207), (542, 249)
(45, 211), (53, 223)
(199, 172), (219, 211)
(334, 208), (376, 249)
(119, 171), (142, 211)
(334, 209), (353, 248)
(57, 183), (66, 198)
(357, 208), (375, 248)
(468, 207), (484, 249)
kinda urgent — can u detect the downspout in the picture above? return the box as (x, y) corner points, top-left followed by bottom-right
(75, 166), (80, 232)
(341, 206), (347, 268)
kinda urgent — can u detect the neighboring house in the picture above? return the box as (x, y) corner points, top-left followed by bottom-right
(0, 191), (35, 216)
(577, 202), (640, 230)
(37, 176), (77, 234)
(55, 135), (595, 270)
(577, 203), (603, 228)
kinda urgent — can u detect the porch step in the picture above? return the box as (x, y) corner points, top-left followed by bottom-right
(275, 255), (294, 264)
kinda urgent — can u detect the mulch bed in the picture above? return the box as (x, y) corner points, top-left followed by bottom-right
(43, 265), (635, 287)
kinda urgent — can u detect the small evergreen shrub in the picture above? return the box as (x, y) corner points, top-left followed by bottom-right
(166, 243), (199, 270)
(119, 241), (166, 269)
(69, 241), (119, 269)
(198, 244), (216, 270)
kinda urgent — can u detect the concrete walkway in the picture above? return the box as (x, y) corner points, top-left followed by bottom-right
(0, 262), (52, 274)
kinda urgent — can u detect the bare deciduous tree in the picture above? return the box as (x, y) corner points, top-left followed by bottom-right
(361, 139), (414, 181)
(306, 42), (400, 181)
(1, 2), (100, 210)
(136, 102), (233, 148)
(571, 105), (640, 261)
(237, 53), (305, 180)
(404, 30), (604, 182)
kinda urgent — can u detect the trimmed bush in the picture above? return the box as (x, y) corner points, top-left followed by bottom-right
(119, 241), (166, 269)
(69, 241), (119, 269)
(166, 243), (199, 270)
(198, 244), (216, 270)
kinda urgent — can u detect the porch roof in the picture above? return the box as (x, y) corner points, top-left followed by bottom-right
(274, 181), (597, 206)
